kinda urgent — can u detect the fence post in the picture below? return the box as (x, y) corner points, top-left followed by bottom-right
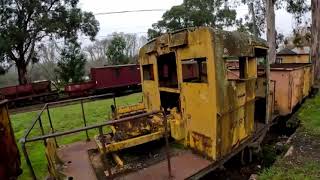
(21, 142), (37, 180)
(98, 127), (112, 178)
(38, 116), (47, 146)
(113, 93), (117, 110)
(81, 99), (90, 141)
(46, 104), (58, 147)
(162, 110), (172, 178)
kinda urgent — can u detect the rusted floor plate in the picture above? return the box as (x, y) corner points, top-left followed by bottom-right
(118, 151), (211, 180)
(58, 140), (97, 180)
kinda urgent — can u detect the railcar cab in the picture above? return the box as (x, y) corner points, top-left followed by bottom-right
(139, 27), (268, 160)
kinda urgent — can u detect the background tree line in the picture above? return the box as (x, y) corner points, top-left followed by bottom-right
(0, 0), (319, 87)
(0, 32), (147, 88)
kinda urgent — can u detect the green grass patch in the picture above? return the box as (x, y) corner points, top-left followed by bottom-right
(259, 93), (320, 179)
(259, 160), (320, 180)
(297, 94), (320, 135)
(12, 93), (142, 180)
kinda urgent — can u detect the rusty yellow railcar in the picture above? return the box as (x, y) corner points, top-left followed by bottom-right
(19, 27), (271, 180)
(94, 27), (269, 179)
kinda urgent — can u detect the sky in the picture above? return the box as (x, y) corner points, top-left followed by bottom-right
(78, 0), (311, 42)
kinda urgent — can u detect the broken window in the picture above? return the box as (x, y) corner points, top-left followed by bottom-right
(157, 52), (178, 88)
(142, 64), (154, 80)
(182, 58), (208, 83)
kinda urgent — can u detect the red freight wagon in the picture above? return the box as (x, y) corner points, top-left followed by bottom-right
(64, 81), (96, 97)
(91, 64), (141, 90)
(0, 80), (58, 107)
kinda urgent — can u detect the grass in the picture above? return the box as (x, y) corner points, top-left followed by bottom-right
(11, 93), (142, 180)
(260, 160), (320, 180)
(296, 94), (320, 135)
(259, 93), (320, 180)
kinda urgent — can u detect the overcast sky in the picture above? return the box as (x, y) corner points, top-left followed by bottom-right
(79, 0), (311, 42)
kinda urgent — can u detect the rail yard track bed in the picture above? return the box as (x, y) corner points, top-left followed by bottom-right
(259, 94), (320, 179)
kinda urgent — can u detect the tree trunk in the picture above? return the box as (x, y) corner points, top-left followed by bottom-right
(17, 63), (28, 85)
(265, 0), (275, 124)
(266, 0), (276, 64)
(311, 0), (320, 80)
(249, 2), (258, 37)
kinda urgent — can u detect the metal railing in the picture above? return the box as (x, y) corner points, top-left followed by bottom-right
(20, 93), (172, 180)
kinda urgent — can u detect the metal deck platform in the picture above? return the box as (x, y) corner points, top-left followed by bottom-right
(117, 151), (211, 180)
(58, 141), (98, 180)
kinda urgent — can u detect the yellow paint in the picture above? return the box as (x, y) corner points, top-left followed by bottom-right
(278, 54), (310, 63)
(95, 131), (164, 153)
(112, 153), (124, 167)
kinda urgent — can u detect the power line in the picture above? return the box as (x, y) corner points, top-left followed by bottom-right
(94, 9), (167, 16)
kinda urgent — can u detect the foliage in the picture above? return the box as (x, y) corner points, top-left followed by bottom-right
(147, 0), (237, 39)
(85, 38), (110, 62)
(238, 0), (310, 37)
(11, 93), (142, 179)
(237, 0), (266, 36)
(55, 41), (86, 84)
(106, 34), (129, 65)
(0, 0), (99, 84)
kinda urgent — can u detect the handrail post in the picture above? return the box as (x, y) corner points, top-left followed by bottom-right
(162, 110), (172, 178)
(113, 93), (117, 110)
(81, 99), (90, 141)
(46, 104), (58, 147)
(21, 142), (36, 180)
(98, 127), (112, 178)
(38, 116), (47, 146)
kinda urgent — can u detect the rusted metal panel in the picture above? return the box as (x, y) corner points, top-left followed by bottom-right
(138, 27), (266, 161)
(0, 81), (52, 100)
(91, 64), (141, 90)
(32, 80), (51, 93)
(258, 63), (313, 116)
(64, 81), (96, 97)
(169, 30), (188, 47)
(0, 100), (21, 179)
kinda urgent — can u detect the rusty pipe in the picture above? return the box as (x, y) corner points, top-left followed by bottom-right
(26, 110), (160, 142)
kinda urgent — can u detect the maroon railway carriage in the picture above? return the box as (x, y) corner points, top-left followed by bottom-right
(91, 64), (141, 90)
(64, 64), (141, 97)
(0, 80), (58, 107)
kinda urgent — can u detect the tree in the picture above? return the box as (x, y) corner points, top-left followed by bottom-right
(237, 0), (266, 37)
(106, 34), (129, 65)
(36, 40), (61, 85)
(311, 0), (320, 79)
(85, 39), (109, 62)
(0, 0), (99, 84)
(55, 41), (86, 84)
(147, 0), (237, 39)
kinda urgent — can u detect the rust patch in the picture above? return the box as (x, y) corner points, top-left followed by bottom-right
(191, 131), (212, 157)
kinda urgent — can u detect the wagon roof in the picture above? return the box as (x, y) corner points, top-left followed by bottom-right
(143, 27), (268, 57)
(277, 48), (297, 55)
(91, 64), (138, 69)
